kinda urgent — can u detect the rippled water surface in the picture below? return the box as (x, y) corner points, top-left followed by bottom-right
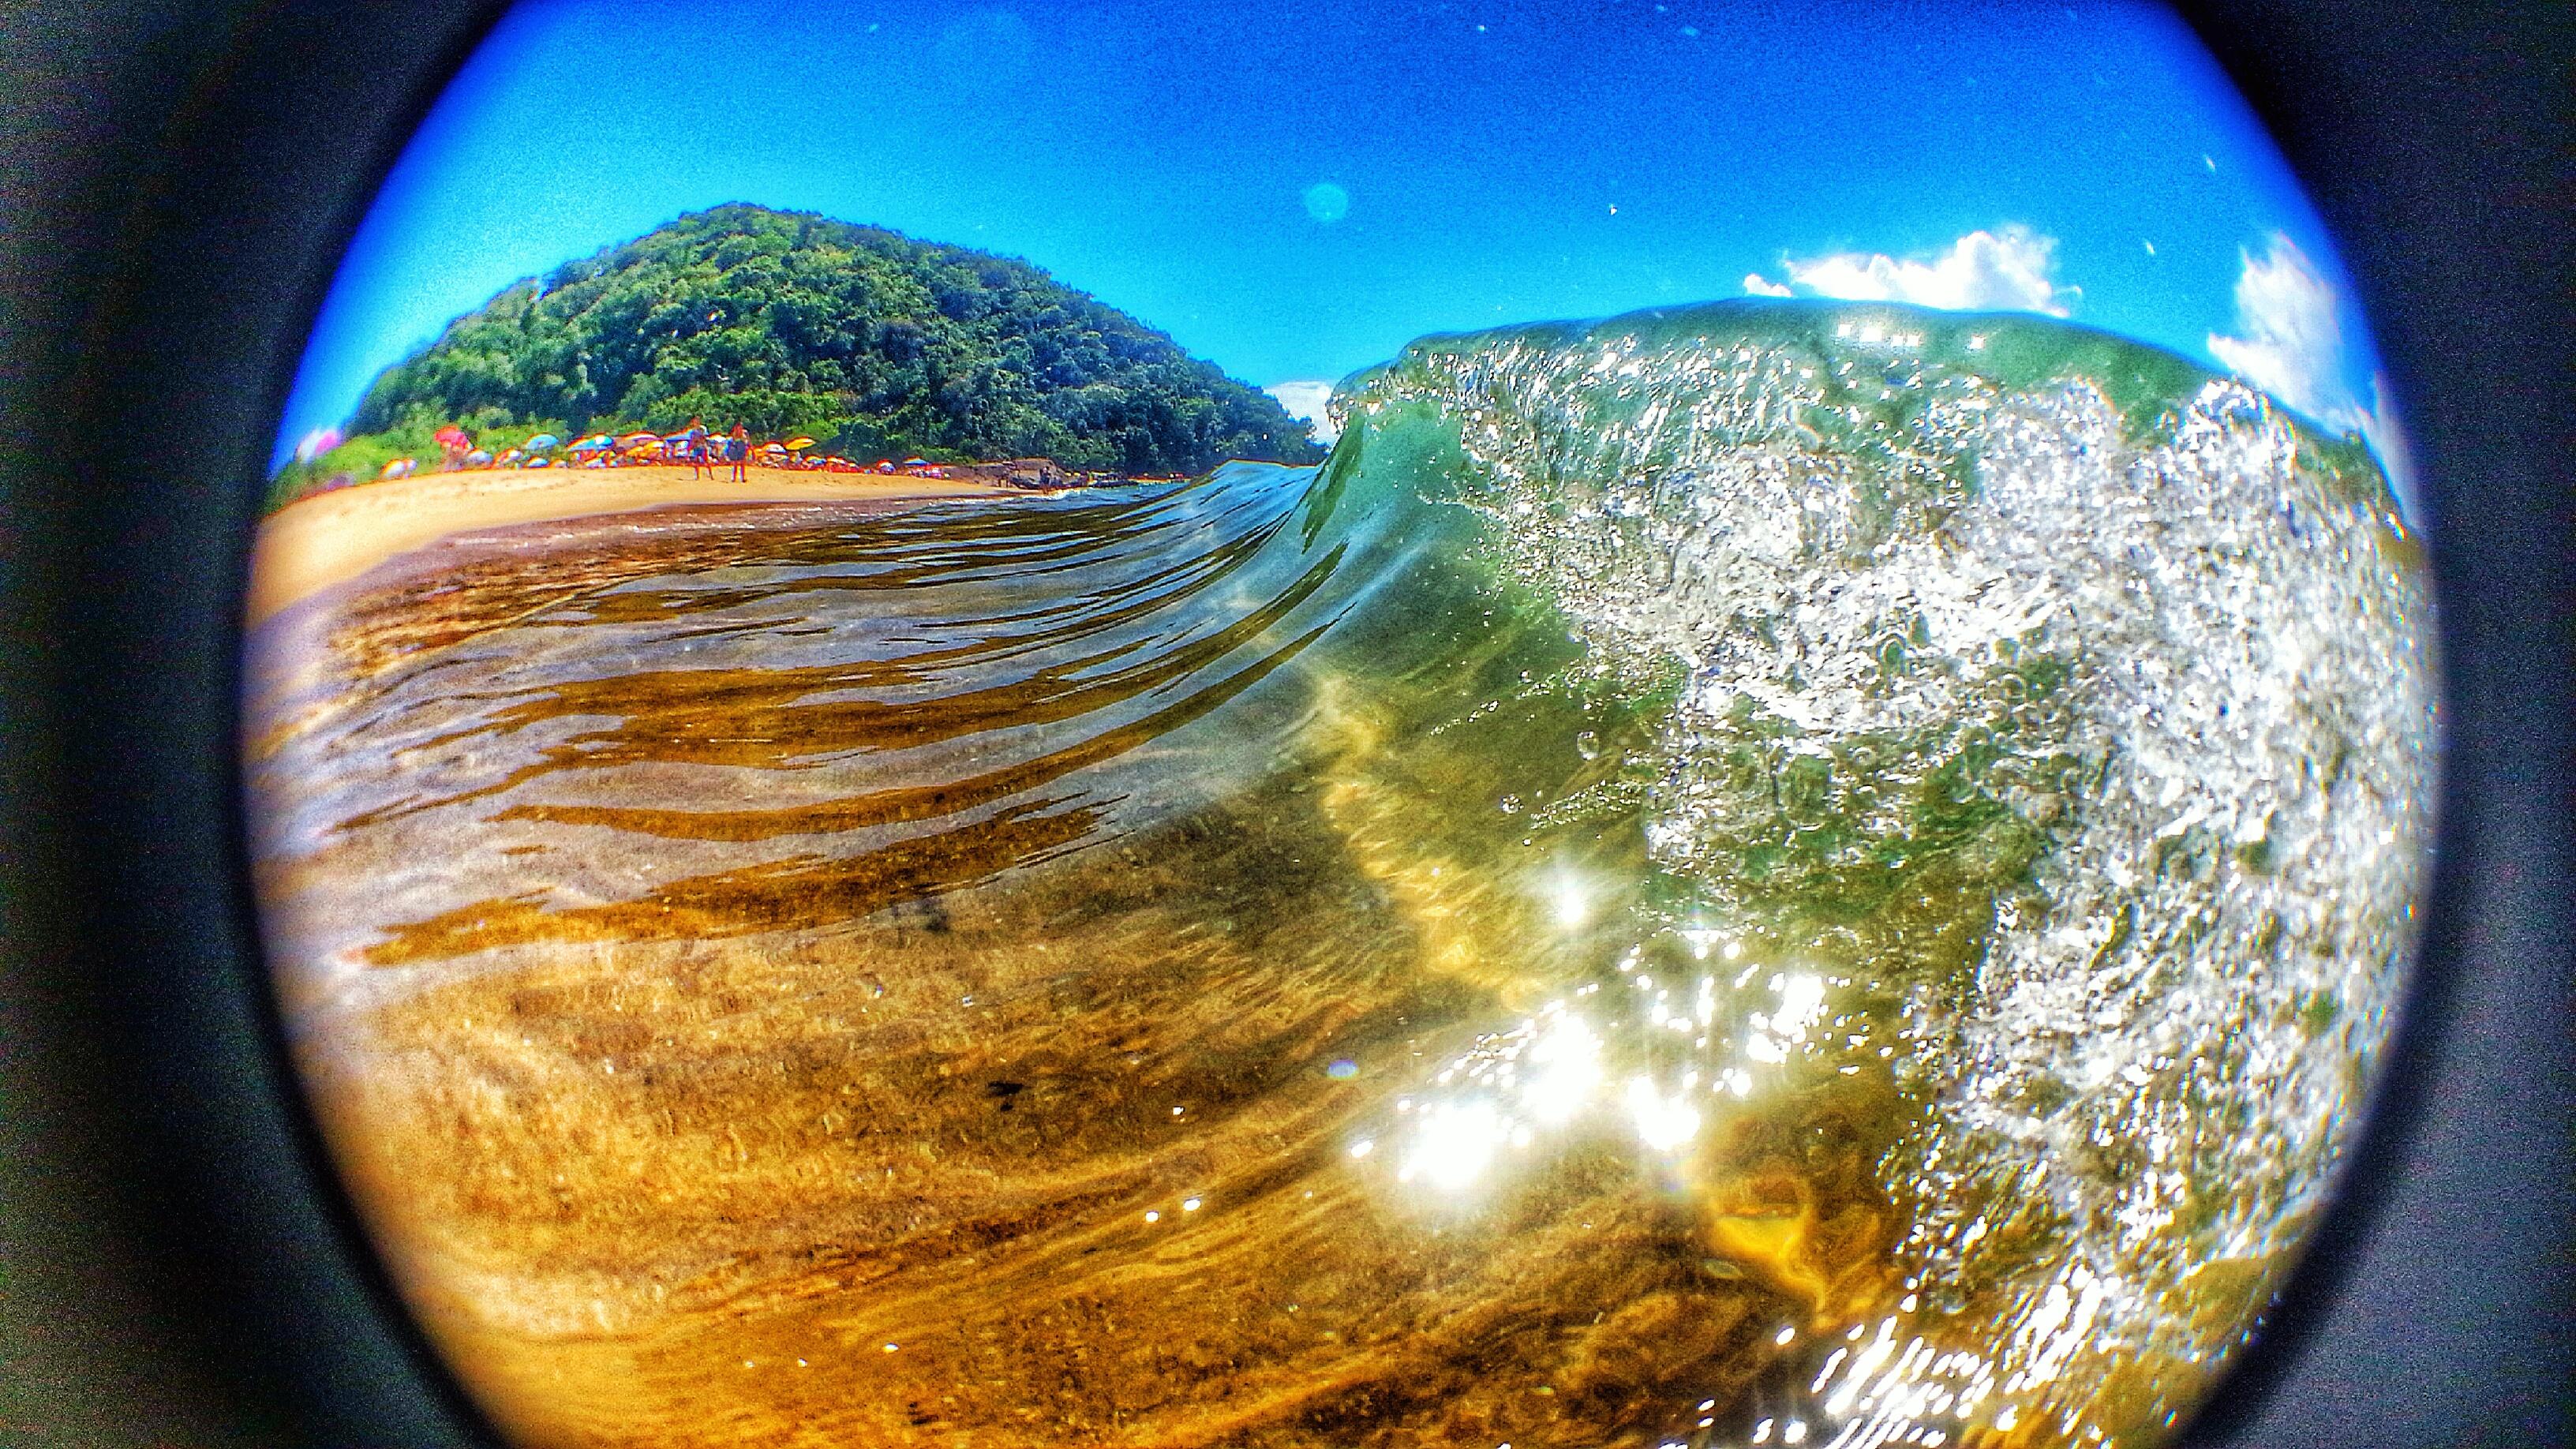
(249, 302), (2433, 1448)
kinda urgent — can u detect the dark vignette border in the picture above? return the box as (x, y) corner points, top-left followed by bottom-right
(3, 4), (509, 1445)
(0, 2), (2566, 1446)
(2169, 3), (2572, 1441)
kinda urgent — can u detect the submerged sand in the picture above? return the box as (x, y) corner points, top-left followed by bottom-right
(246, 465), (1009, 625)
(248, 489), (1824, 1448)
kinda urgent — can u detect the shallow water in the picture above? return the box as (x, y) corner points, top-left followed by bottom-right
(247, 301), (2433, 1448)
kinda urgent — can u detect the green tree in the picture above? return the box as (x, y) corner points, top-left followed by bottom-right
(320, 204), (1320, 487)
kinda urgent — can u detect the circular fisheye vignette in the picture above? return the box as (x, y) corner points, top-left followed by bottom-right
(243, 3), (2432, 1446)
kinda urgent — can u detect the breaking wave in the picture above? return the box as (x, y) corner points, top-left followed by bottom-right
(249, 298), (2434, 1448)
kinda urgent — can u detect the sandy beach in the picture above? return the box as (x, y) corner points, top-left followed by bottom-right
(246, 464), (1010, 625)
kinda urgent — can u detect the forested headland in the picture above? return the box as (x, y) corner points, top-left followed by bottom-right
(271, 204), (1323, 509)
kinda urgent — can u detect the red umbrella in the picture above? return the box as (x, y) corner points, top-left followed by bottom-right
(434, 425), (470, 447)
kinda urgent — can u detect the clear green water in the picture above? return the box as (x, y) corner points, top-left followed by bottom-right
(249, 299), (2432, 1448)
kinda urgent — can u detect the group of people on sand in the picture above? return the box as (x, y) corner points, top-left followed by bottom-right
(398, 417), (951, 482)
(668, 417), (754, 483)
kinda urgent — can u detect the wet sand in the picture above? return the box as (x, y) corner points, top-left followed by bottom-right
(245, 477), (1852, 1448)
(247, 465), (1009, 625)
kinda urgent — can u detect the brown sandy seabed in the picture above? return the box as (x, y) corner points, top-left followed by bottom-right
(250, 502), (2204, 1449)
(246, 464), (1009, 627)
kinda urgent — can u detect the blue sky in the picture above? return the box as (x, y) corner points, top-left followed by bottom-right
(275, 0), (2404, 487)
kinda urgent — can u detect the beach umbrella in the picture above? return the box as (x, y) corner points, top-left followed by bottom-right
(525, 433), (560, 451)
(757, 441), (786, 453)
(784, 436), (814, 451)
(569, 435), (609, 452)
(434, 425), (470, 447)
(466, 449), (492, 466)
(900, 457), (928, 466)
(620, 431), (658, 447)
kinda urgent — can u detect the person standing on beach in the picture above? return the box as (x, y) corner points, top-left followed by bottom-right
(683, 416), (711, 480)
(727, 424), (751, 483)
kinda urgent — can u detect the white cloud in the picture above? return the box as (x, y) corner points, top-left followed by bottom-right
(1264, 380), (1340, 444)
(2353, 373), (2416, 502)
(2207, 232), (2416, 507)
(1744, 227), (2075, 316)
(2207, 233), (2346, 419)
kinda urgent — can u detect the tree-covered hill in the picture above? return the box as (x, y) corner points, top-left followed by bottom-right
(328, 204), (1321, 478)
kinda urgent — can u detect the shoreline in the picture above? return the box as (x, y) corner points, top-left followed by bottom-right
(246, 464), (1011, 625)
